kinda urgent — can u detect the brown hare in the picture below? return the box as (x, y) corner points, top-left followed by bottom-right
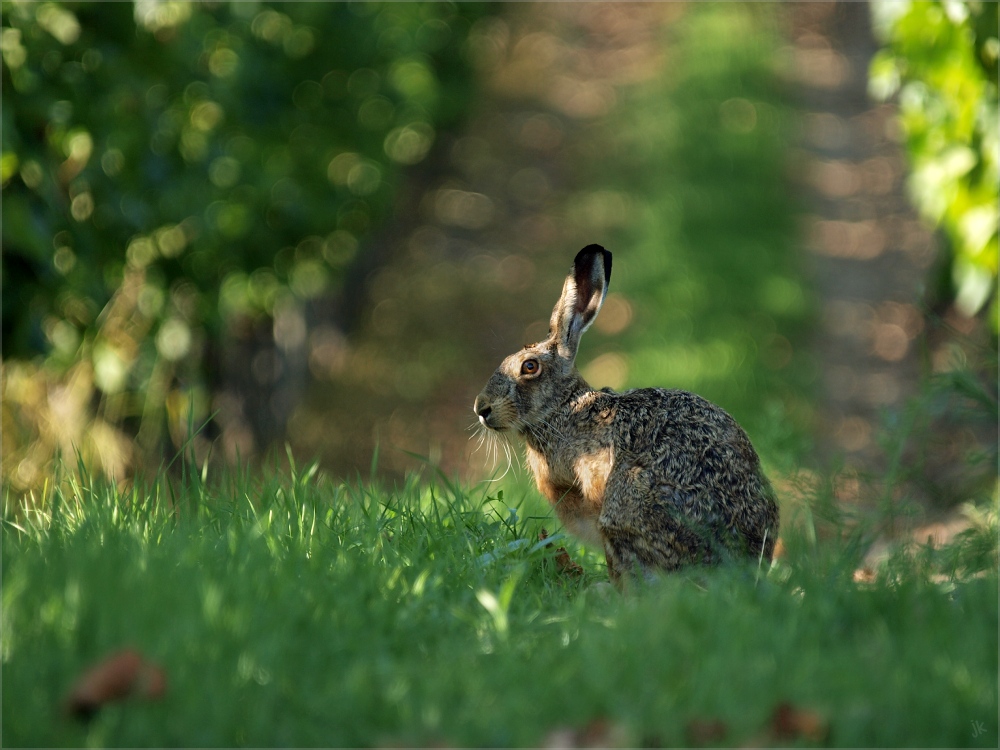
(474, 245), (779, 586)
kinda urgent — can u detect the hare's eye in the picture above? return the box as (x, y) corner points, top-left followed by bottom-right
(521, 359), (540, 376)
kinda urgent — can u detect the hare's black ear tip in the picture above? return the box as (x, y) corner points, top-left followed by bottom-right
(578, 243), (609, 258)
(576, 243), (612, 283)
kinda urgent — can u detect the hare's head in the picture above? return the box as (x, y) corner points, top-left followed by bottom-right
(474, 245), (611, 433)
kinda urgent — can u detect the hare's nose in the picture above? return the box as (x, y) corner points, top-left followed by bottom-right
(474, 398), (492, 422)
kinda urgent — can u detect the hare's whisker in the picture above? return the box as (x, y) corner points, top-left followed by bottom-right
(501, 435), (514, 471)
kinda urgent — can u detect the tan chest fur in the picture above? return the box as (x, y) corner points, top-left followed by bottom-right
(527, 444), (613, 548)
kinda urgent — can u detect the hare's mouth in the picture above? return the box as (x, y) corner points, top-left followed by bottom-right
(475, 406), (519, 433)
(477, 409), (502, 430)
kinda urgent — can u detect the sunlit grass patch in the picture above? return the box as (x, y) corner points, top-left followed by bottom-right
(3, 459), (996, 747)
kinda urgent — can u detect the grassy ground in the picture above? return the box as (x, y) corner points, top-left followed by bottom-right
(3, 459), (996, 747)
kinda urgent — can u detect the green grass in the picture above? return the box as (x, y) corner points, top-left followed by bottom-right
(3, 460), (996, 747)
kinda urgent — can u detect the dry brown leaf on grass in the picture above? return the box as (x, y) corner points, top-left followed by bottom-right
(741, 701), (830, 746)
(539, 527), (585, 578)
(853, 565), (877, 584)
(685, 717), (729, 746)
(769, 701), (829, 742)
(64, 648), (166, 721)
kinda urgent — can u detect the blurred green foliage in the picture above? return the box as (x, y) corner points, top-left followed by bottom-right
(869, 0), (999, 324)
(1, 1), (487, 482)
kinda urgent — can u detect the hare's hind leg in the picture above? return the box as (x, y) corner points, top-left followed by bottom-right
(601, 521), (708, 588)
(598, 465), (684, 589)
(598, 465), (704, 587)
(601, 529), (679, 589)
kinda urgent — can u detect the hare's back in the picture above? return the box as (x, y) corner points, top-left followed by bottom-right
(613, 388), (764, 490)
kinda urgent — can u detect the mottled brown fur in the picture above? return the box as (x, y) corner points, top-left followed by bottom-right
(474, 246), (779, 585)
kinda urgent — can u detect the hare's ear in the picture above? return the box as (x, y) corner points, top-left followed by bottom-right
(549, 244), (612, 360)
